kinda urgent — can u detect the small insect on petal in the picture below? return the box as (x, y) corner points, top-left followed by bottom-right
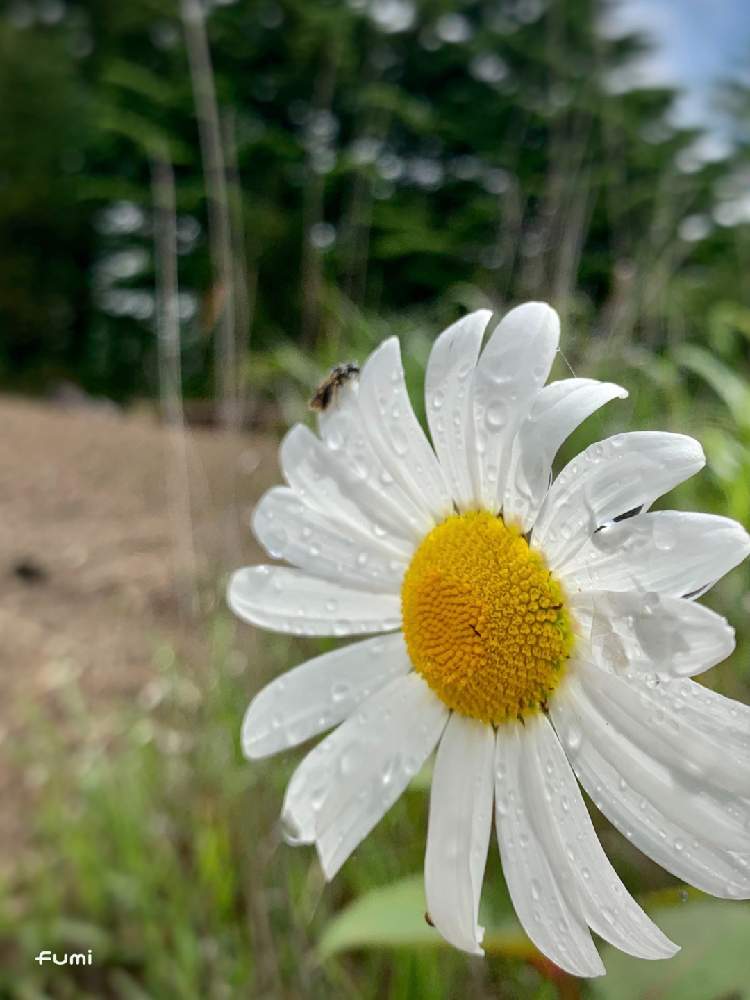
(309, 362), (360, 412)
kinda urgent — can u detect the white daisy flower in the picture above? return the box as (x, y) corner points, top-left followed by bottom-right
(228, 303), (750, 976)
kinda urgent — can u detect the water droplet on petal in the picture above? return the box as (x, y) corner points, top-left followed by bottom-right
(281, 811), (307, 846)
(391, 426), (409, 456)
(327, 429), (343, 452)
(485, 401), (507, 430)
(331, 682), (350, 703)
(564, 725), (582, 752)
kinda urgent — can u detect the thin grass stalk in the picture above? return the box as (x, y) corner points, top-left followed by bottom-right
(150, 149), (199, 617)
(222, 108), (255, 428)
(181, 0), (239, 430)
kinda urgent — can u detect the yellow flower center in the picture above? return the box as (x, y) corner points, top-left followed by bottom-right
(401, 511), (573, 724)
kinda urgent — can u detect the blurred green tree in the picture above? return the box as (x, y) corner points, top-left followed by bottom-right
(0, 0), (747, 404)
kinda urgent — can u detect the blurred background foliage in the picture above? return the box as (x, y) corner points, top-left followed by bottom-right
(2, 0), (750, 997)
(2, 0), (750, 406)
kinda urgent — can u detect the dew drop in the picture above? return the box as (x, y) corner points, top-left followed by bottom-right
(564, 725), (582, 752)
(485, 401), (507, 430)
(391, 427), (409, 456)
(280, 812), (307, 846)
(653, 519), (678, 552)
(381, 756), (398, 787)
(267, 528), (288, 556)
(311, 785), (327, 811)
(331, 682), (350, 703)
(327, 429), (343, 452)
(340, 749), (359, 776)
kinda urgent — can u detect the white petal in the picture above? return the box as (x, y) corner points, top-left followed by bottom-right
(241, 633), (412, 759)
(281, 673), (448, 875)
(522, 713), (678, 960)
(228, 566), (400, 636)
(561, 511), (750, 597)
(551, 676), (750, 898)
(472, 303), (560, 511)
(571, 590), (735, 679)
(252, 487), (408, 593)
(280, 424), (416, 556)
(357, 337), (454, 524)
(580, 663), (750, 799)
(667, 680), (750, 758)
(424, 714), (494, 955)
(572, 666), (750, 851)
(317, 385), (434, 541)
(503, 378), (628, 532)
(425, 310), (491, 512)
(533, 432), (705, 569)
(495, 722), (606, 978)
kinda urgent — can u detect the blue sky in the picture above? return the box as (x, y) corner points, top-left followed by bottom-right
(602, 0), (750, 129)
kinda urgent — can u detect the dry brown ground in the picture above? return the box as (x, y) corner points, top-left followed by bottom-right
(0, 396), (280, 856)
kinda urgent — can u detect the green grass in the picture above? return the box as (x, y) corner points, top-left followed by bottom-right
(1, 621), (562, 999)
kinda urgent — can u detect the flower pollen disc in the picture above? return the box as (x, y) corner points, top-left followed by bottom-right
(401, 511), (573, 724)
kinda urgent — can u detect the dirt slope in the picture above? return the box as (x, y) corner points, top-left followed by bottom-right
(0, 396), (278, 854)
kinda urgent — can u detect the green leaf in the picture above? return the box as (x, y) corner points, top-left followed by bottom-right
(318, 873), (531, 960)
(407, 760), (433, 792)
(318, 875), (434, 958)
(676, 345), (750, 433)
(592, 900), (750, 1000)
